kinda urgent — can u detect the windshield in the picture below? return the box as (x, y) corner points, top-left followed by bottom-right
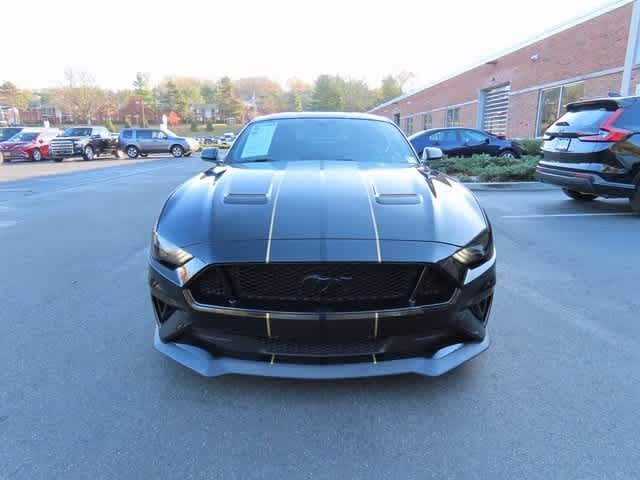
(8, 132), (39, 142)
(226, 118), (417, 164)
(0, 128), (21, 142)
(62, 127), (92, 137)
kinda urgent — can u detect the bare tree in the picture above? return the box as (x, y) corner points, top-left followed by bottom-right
(54, 68), (110, 123)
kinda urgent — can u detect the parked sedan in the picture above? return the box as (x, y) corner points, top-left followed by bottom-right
(0, 128), (60, 162)
(118, 128), (199, 158)
(409, 127), (524, 158)
(149, 112), (496, 379)
(535, 95), (640, 212)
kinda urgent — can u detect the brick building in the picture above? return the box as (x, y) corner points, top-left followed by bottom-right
(370, 1), (640, 139)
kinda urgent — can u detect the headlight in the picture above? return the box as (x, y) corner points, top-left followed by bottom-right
(151, 231), (193, 268)
(452, 229), (493, 268)
(439, 229), (493, 284)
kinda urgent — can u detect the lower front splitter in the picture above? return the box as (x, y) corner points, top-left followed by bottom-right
(153, 327), (489, 379)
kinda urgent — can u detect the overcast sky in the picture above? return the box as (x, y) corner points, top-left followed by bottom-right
(4, 0), (625, 91)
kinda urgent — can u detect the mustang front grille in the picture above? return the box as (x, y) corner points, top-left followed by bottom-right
(189, 263), (456, 312)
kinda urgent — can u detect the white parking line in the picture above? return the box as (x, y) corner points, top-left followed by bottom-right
(502, 212), (636, 218)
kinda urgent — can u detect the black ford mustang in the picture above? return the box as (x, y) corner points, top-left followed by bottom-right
(148, 112), (496, 378)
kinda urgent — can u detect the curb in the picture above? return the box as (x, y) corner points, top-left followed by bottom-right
(463, 181), (559, 192)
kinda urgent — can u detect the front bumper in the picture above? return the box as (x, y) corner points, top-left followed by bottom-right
(0, 150), (28, 160)
(535, 165), (635, 198)
(148, 250), (496, 378)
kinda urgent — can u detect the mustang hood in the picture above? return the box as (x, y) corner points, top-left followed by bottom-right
(157, 161), (487, 263)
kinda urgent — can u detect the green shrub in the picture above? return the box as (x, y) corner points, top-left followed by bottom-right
(520, 138), (542, 156)
(429, 154), (538, 182)
(190, 122), (199, 132)
(142, 118), (149, 128)
(124, 118), (132, 128)
(105, 119), (116, 132)
(205, 122), (214, 131)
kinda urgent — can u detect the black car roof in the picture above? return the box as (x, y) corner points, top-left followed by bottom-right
(251, 111), (393, 123)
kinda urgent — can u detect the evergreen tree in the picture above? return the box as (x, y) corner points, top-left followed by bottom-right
(311, 75), (344, 111)
(216, 76), (243, 121)
(133, 72), (154, 105)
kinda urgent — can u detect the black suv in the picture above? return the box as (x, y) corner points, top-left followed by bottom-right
(536, 96), (640, 212)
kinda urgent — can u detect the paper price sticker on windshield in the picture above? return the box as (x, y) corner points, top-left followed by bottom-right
(241, 121), (277, 158)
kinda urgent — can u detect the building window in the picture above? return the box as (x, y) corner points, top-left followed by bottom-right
(423, 113), (432, 130)
(536, 81), (584, 137)
(406, 117), (414, 135)
(445, 107), (460, 127)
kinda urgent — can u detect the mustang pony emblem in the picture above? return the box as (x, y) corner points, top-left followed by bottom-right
(302, 274), (353, 295)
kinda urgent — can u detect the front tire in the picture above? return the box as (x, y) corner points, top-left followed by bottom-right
(498, 149), (515, 159)
(31, 149), (43, 161)
(83, 145), (95, 161)
(562, 188), (598, 201)
(171, 145), (184, 158)
(126, 146), (140, 159)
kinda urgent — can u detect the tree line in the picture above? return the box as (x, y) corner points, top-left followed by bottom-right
(0, 70), (411, 124)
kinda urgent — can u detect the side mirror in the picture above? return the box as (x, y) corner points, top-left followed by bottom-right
(201, 147), (221, 163)
(421, 147), (443, 161)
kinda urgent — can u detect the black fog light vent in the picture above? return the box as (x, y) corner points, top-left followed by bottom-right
(153, 297), (176, 324)
(470, 295), (493, 324)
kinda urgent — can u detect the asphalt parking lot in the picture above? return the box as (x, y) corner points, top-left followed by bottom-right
(1, 157), (638, 479)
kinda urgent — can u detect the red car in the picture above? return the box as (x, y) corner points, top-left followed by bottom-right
(0, 128), (61, 162)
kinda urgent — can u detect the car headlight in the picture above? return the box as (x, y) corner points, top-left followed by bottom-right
(151, 231), (193, 268)
(439, 229), (493, 284)
(452, 229), (493, 268)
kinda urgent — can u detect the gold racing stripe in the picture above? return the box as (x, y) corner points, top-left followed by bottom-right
(265, 172), (285, 264)
(265, 312), (272, 338)
(358, 171), (382, 263)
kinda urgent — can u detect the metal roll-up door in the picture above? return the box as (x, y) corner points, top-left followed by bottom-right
(482, 84), (510, 136)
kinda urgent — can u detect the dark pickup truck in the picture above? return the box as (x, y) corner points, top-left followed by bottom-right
(49, 126), (121, 162)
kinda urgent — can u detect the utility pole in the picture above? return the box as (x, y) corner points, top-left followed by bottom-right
(621, 0), (640, 95)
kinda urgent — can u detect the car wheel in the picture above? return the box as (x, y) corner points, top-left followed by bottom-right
(114, 150), (124, 159)
(140, 153), (148, 158)
(83, 145), (95, 161)
(562, 188), (598, 201)
(184, 152), (192, 157)
(31, 149), (42, 161)
(630, 186), (640, 213)
(498, 149), (515, 159)
(171, 145), (184, 158)
(126, 146), (140, 159)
